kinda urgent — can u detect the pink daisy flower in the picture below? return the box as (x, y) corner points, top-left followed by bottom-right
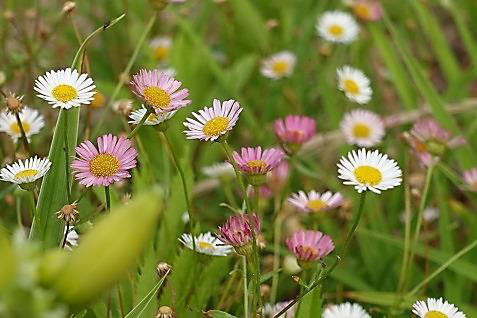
(218, 213), (261, 256)
(286, 230), (335, 262)
(71, 134), (138, 187)
(268, 160), (290, 192)
(233, 146), (285, 186)
(352, 0), (382, 22)
(463, 168), (477, 192)
(274, 115), (316, 153)
(129, 69), (191, 113)
(288, 190), (343, 214)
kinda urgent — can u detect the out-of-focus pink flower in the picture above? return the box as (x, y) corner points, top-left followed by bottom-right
(247, 185), (273, 199)
(218, 214), (261, 256)
(352, 0), (382, 21)
(233, 146), (284, 186)
(268, 160), (290, 193)
(274, 115), (316, 154)
(286, 230), (334, 263)
(463, 168), (477, 192)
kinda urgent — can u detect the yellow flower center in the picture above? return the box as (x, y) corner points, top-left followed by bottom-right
(89, 154), (120, 177)
(246, 160), (267, 171)
(354, 165), (382, 186)
(10, 121), (30, 134)
(272, 61), (289, 75)
(90, 91), (105, 108)
(306, 199), (326, 213)
(328, 24), (344, 37)
(15, 169), (38, 179)
(343, 79), (360, 94)
(143, 86), (171, 109)
(154, 47), (169, 61)
(146, 113), (158, 123)
(352, 123), (371, 138)
(198, 241), (214, 250)
(301, 245), (318, 258)
(202, 117), (229, 136)
(425, 311), (448, 318)
(354, 4), (371, 19)
(52, 84), (78, 102)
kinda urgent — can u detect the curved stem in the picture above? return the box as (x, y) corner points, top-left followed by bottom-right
(340, 192), (367, 256)
(127, 108), (152, 139)
(14, 113), (30, 154)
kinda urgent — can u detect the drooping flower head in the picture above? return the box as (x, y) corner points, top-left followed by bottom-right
(71, 134), (138, 187)
(337, 148), (402, 194)
(463, 168), (477, 192)
(288, 190), (343, 214)
(129, 105), (176, 126)
(0, 156), (51, 190)
(412, 298), (466, 318)
(337, 66), (372, 104)
(130, 69), (191, 114)
(352, 0), (382, 21)
(286, 230), (335, 264)
(263, 301), (296, 318)
(340, 109), (384, 147)
(233, 146), (284, 185)
(202, 162), (235, 179)
(150, 36), (171, 62)
(261, 51), (296, 79)
(316, 11), (359, 44)
(179, 232), (232, 256)
(275, 115), (316, 153)
(323, 302), (371, 318)
(183, 99), (242, 141)
(0, 107), (44, 142)
(218, 214), (261, 256)
(34, 68), (96, 109)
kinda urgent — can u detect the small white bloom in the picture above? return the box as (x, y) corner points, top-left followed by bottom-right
(202, 162), (235, 179)
(128, 105), (176, 125)
(0, 107), (44, 142)
(261, 51), (296, 79)
(150, 36), (172, 61)
(288, 190), (343, 214)
(183, 99), (242, 141)
(181, 211), (190, 224)
(337, 66), (372, 104)
(316, 11), (359, 44)
(0, 156), (51, 185)
(322, 302), (371, 318)
(34, 68), (96, 109)
(263, 301), (296, 318)
(412, 298), (466, 318)
(65, 228), (79, 251)
(337, 148), (402, 194)
(340, 109), (384, 147)
(179, 232), (232, 256)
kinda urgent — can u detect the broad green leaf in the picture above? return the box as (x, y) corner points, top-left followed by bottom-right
(346, 291), (416, 308)
(0, 230), (15, 290)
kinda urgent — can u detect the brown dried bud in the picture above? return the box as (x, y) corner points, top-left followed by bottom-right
(156, 306), (175, 318)
(156, 262), (172, 277)
(63, 1), (76, 14)
(5, 92), (24, 114)
(112, 99), (133, 116)
(56, 201), (79, 223)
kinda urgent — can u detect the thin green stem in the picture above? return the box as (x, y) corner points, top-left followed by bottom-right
(63, 110), (72, 203)
(16, 197), (22, 228)
(28, 190), (38, 221)
(252, 185), (263, 317)
(105, 185), (111, 211)
(117, 284), (125, 317)
(14, 113), (30, 154)
(397, 178), (412, 293)
(340, 192), (367, 256)
(127, 108), (152, 139)
(242, 255), (249, 318)
(62, 222), (70, 249)
(270, 208), (282, 304)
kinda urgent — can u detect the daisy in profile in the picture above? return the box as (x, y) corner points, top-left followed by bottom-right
(71, 134), (138, 187)
(233, 146), (284, 185)
(179, 232), (232, 256)
(337, 66), (372, 104)
(340, 109), (384, 147)
(322, 302), (371, 318)
(288, 190), (343, 214)
(183, 99), (242, 141)
(150, 36), (171, 62)
(202, 162), (235, 179)
(263, 301), (296, 318)
(463, 168), (477, 192)
(0, 156), (51, 189)
(130, 69), (191, 113)
(129, 105), (176, 126)
(34, 68), (96, 109)
(412, 298), (466, 318)
(0, 107), (44, 142)
(337, 148), (402, 194)
(316, 11), (359, 44)
(218, 213), (261, 256)
(274, 115), (316, 153)
(261, 51), (296, 79)
(286, 230), (335, 264)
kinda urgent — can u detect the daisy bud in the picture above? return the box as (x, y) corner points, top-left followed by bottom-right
(286, 230), (335, 269)
(156, 262), (172, 277)
(5, 92), (24, 114)
(63, 1), (76, 14)
(56, 201), (79, 223)
(156, 306), (175, 318)
(218, 214), (261, 257)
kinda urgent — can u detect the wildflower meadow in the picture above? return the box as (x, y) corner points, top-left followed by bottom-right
(1, 0), (477, 317)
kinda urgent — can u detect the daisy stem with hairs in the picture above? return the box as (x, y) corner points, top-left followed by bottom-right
(340, 191), (367, 256)
(14, 113), (30, 154)
(242, 255), (249, 318)
(127, 108), (153, 139)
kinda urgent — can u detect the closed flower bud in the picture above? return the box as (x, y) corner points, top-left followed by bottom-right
(156, 262), (172, 277)
(63, 1), (76, 14)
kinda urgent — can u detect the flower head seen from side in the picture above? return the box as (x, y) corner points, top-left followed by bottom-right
(150, 36), (171, 62)
(352, 0), (382, 21)
(233, 146), (284, 186)
(179, 232), (232, 256)
(261, 51), (296, 79)
(0, 107), (44, 142)
(316, 11), (359, 44)
(275, 115), (316, 154)
(129, 105), (176, 126)
(0, 156), (51, 189)
(337, 66), (372, 104)
(463, 168), (477, 192)
(288, 190), (343, 214)
(183, 99), (242, 141)
(337, 148), (402, 194)
(218, 213), (261, 256)
(412, 298), (466, 318)
(202, 162), (235, 179)
(263, 301), (296, 318)
(286, 230), (335, 264)
(34, 68), (96, 109)
(322, 302), (371, 318)
(71, 134), (138, 187)
(130, 69), (191, 113)
(340, 109), (384, 147)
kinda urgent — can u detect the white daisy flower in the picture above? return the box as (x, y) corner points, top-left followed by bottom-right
(0, 107), (44, 142)
(183, 99), (242, 141)
(340, 109), (384, 147)
(65, 228), (79, 251)
(261, 51), (296, 79)
(316, 11), (359, 44)
(288, 190), (343, 214)
(150, 36), (172, 61)
(263, 301), (296, 318)
(202, 162), (235, 178)
(0, 156), (51, 186)
(337, 148), (402, 194)
(34, 68), (96, 109)
(128, 105), (176, 126)
(179, 232), (232, 256)
(322, 302), (371, 318)
(337, 66), (372, 104)
(412, 298), (466, 318)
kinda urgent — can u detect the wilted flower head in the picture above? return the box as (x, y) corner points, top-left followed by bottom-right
(463, 168), (477, 192)
(261, 51), (296, 79)
(156, 262), (172, 277)
(4, 92), (24, 114)
(218, 214), (261, 256)
(156, 306), (175, 318)
(233, 146), (284, 185)
(274, 115), (316, 153)
(56, 201), (79, 223)
(286, 230), (335, 263)
(352, 0), (382, 21)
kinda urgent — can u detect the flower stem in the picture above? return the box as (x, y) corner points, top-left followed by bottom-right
(340, 191), (367, 256)
(270, 208), (282, 304)
(28, 190), (37, 220)
(127, 108), (152, 139)
(105, 185), (111, 211)
(14, 113), (30, 154)
(63, 109), (72, 203)
(62, 222), (70, 249)
(242, 255), (249, 318)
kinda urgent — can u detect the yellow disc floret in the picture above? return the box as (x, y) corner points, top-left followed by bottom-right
(328, 24), (344, 37)
(15, 169), (38, 179)
(272, 61), (289, 75)
(343, 79), (359, 94)
(246, 160), (267, 172)
(10, 121), (31, 134)
(306, 199), (326, 213)
(425, 311), (447, 318)
(144, 86), (171, 109)
(352, 123), (371, 138)
(202, 117), (229, 136)
(354, 165), (382, 186)
(89, 154), (120, 177)
(52, 84), (78, 102)
(198, 241), (214, 250)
